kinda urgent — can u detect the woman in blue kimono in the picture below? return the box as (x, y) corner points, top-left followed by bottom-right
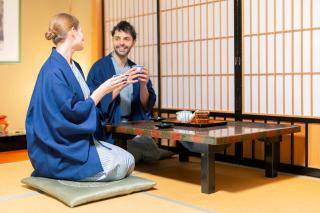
(25, 13), (138, 181)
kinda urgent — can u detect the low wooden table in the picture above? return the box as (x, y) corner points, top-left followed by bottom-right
(106, 121), (300, 194)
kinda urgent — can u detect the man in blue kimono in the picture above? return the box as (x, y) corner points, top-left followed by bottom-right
(87, 21), (159, 162)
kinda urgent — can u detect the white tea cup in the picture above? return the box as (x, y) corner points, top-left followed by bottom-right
(135, 65), (144, 73)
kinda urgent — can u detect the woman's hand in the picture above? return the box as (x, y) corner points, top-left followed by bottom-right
(110, 69), (139, 101)
(101, 74), (127, 94)
(91, 74), (128, 105)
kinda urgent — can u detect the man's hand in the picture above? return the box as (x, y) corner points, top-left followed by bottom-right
(138, 68), (150, 87)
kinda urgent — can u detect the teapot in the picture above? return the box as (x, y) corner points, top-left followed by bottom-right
(176, 111), (194, 122)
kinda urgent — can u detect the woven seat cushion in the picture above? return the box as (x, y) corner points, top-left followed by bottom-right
(21, 175), (156, 207)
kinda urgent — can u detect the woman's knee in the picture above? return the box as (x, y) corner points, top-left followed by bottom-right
(127, 152), (135, 173)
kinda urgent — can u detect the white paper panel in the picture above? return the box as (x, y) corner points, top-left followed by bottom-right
(178, 77), (184, 108)
(284, 0), (292, 31)
(276, 34), (283, 74)
(172, 77), (178, 108)
(214, 3), (220, 37)
(201, 4), (207, 39)
(260, 76), (266, 114)
(244, 76), (251, 113)
(229, 76), (234, 111)
(303, 75), (311, 116)
(293, 75), (301, 115)
(207, 40), (214, 74)
(313, 0), (320, 28)
(221, 1), (228, 37)
(293, 32), (301, 73)
(208, 76), (215, 110)
(243, 0), (250, 35)
(313, 31), (320, 73)
(251, 0), (258, 34)
(303, 31), (311, 73)
(260, 35), (266, 74)
(172, 10), (177, 43)
(267, 35), (274, 74)
(252, 76), (258, 113)
(195, 76), (201, 109)
(172, 43), (177, 75)
(313, 75), (320, 116)
(190, 77), (195, 109)
(214, 39), (221, 74)
(228, 0), (234, 35)
(221, 39), (227, 75)
(259, 0), (266, 33)
(267, 75), (274, 114)
(267, 0), (274, 31)
(303, 0), (311, 28)
(243, 0), (319, 117)
(221, 76), (228, 111)
(294, 0), (301, 29)
(251, 36), (258, 74)
(194, 6), (201, 40)
(284, 75), (292, 115)
(162, 77), (167, 108)
(228, 38), (234, 74)
(177, 9), (183, 42)
(202, 76), (208, 109)
(276, 75), (283, 114)
(183, 76), (189, 108)
(201, 41), (207, 75)
(214, 76), (221, 110)
(275, 0), (283, 32)
(177, 43), (183, 75)
(243, 37), (250, 75)
(195, 41), (201, 75)
(167, 77), (172, 108)
(284, 33), (292, 74)
(189, 42), (195, 73)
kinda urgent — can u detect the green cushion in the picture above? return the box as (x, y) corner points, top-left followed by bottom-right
(21, 176), (156, 207)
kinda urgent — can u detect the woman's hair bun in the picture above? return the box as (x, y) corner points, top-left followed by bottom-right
(45, 31), (57, 40)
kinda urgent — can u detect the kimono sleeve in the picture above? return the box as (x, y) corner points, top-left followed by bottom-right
(145, 79), (157, 112)
(42, 70), (98, 138)
(87, 62), (115, 123)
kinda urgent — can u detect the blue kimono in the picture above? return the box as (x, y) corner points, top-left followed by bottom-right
(25, 48), (103, 180)
(87, 53), (156, 142)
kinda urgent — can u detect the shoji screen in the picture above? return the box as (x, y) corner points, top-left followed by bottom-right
(160, 0), (234, 111)
(243, 0), (320, 117)
(104, 0), (159, 105)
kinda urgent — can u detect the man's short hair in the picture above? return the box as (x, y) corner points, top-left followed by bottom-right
(111, 21), (137, 41)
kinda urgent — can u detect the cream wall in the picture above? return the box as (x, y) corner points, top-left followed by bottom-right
(0, 0), (97, 131)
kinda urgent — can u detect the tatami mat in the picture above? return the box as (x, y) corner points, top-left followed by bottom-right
(1, 156), (320, 212)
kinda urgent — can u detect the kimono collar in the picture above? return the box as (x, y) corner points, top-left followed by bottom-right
(50, 47), (85, 100)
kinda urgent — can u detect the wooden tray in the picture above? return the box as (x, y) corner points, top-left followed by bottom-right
(162, 119), (227, 128)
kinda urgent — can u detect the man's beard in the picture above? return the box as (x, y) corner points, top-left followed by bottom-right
(114, 45), (132, 57)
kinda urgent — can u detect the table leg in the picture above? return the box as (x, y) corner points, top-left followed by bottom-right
(112, 133), (130, 150)
(200, 144), (228, 194)
(235, 142), (243, 162)
(201, 144), (215, 193)
(264, 136), (281, 177)
(177, 141), (189, 162)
